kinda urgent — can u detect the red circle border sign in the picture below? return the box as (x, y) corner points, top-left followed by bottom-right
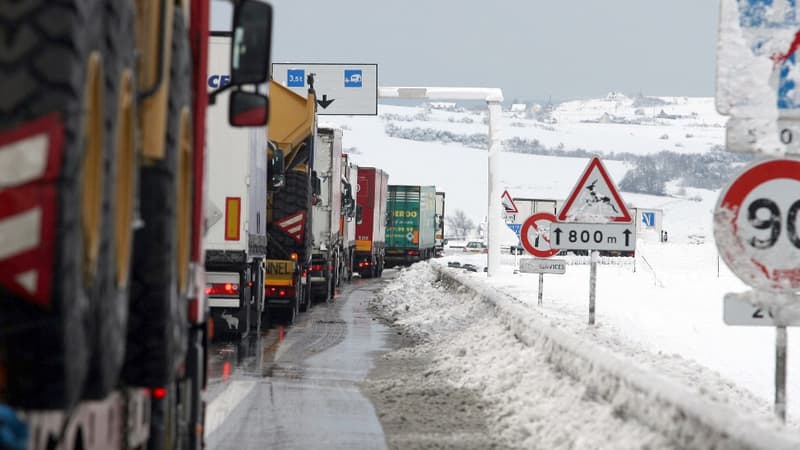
(714, 158), (800, 291)
(520, 212), (560, 258)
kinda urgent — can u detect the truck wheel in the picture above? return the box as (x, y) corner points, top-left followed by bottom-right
(0, 0), (106, 409)
(84, 0), (138, 400)
(123, 9), (191, 388)
(299, 275), (309, 313)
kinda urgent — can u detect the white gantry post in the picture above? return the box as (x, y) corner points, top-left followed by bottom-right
(378, 87), (505, 276)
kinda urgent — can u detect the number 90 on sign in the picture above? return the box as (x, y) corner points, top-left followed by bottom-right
(714, 159), (800, 291)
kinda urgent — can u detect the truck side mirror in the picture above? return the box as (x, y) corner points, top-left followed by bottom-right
(229, 91), (269, 127)
(230, 0), (272, 85)
(268, 143), (285, 190)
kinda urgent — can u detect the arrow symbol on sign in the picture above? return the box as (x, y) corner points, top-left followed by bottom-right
(317, 94), (335, 109)
(553, 227), (562, 245)
(623, 228), (632, 246)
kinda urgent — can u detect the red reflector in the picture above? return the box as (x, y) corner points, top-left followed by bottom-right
(408, 250), (418, 256)
(150, 387), (167, 400)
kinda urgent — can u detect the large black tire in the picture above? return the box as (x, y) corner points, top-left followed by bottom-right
(0, 0), (106, 409)
(84, 0), (138, 400)
(123, 10), (191, 389)
(267, 170), (312, 262)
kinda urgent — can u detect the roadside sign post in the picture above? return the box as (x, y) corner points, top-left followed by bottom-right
(554, 156), (633, 325)
(589, 251), (598, 325)
(518, 258), (566, 306)
(713, 158), (800, 423)
(776, 326), (787, 422)
(538, 274), (544, 306)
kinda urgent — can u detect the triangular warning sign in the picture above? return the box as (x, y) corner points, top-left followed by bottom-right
(275, 211), (306, 243)
(558, 156), (632, 223)
(501, 190), (518, 214)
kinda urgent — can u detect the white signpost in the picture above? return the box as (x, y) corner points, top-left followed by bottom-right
(272, 63), (378, 115)
(556, 156), (633, 325)
(713, 157), (800, 421)
(519, 258), (566, 305)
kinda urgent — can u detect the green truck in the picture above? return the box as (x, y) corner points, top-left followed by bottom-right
(385, 185), (437, 266)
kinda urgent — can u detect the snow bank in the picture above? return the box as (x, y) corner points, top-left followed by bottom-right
(432, 262), (800, 450)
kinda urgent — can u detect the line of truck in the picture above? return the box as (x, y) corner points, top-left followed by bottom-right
(205, 62), (448, 330)
(0, 2), (447, 448)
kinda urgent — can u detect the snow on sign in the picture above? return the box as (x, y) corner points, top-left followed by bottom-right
(272, 63), (377, 115)
(501, 190), (518, 214)
(558, 156), (632, 223)
(519, 258), (566, 274)
(716, 0), (800, 153)
(520, 213), (559, 258)
(714, 158), (800, 291)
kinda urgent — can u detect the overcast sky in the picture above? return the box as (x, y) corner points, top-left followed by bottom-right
(213, 0), (720, 102)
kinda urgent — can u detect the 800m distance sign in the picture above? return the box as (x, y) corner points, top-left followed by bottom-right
(714, 158), (800, 292)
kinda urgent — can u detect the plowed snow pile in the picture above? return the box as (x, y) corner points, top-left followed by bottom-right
(370, 263), (677, 449)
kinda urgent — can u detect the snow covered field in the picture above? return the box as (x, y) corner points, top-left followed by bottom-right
(327, 97), (800, 435)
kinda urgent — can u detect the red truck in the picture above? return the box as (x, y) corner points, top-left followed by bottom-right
(354, 167), (389, 278)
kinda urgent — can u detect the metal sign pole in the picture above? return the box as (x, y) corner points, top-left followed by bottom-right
(538, 273), (544, 306)
(776, 325), (787, 422)
(589, 250), (598, 325)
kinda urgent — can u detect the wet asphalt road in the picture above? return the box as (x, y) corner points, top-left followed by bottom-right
(204, 273), (397, 450)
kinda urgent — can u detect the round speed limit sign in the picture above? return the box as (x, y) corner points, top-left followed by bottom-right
(714, 158), (800, 291)
(520, 212), (560, 258)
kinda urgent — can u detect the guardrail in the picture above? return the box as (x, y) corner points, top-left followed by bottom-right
(432, 262), (800, 450)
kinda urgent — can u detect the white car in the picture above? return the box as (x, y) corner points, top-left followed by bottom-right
(463, 240), (488, 253)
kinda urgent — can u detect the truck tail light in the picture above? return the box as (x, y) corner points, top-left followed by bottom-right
(206, 283), (239, 296)
(408, 250), (419, 256)
(266, 286), (295, 298)
(148, 387), (167, 400)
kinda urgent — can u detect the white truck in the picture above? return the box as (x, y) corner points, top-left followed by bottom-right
(309, 126), (344, 302)
(339, 154), (358, 282)
(204, 35), (266, 338)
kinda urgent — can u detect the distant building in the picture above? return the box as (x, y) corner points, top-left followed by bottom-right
(510, 103), (527, 113)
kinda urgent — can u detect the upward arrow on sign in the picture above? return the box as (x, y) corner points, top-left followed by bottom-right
(558, 156), (632, 223)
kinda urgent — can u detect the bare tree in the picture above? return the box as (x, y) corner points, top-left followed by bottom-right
(446, 209), (474, 239)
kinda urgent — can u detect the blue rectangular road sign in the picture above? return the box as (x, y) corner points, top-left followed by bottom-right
(344, 69), (363, 88)
(641, 212), (655, 228)
(506, 223), (521, 236)
(287, 69), (305, 87)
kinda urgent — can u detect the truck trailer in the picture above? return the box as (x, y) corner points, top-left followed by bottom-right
(264, 79), (318, 323)
(309, 126), (343, 303)
(385, 185), (437, 267)
(434, 191), (446, 257)
(339, 154), (358, 282)
(354, 168), (389, 278)
(0, 1), (272, 449)
(205, 35), (266, 339)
